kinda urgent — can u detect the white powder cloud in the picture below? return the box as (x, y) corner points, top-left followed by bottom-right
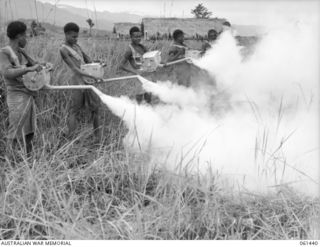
(99, 17), (319, 197)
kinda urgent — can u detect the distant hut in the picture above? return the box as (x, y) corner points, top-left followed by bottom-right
(142, 18), (227, 40)
(113, 22), (140, 39)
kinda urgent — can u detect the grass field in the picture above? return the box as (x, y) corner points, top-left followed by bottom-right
(0, 35), (319, 240)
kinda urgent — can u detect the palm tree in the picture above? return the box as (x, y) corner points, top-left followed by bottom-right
(86, 18), (94, 36)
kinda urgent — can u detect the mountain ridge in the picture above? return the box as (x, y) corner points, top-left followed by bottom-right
(0, 0), (265, 36)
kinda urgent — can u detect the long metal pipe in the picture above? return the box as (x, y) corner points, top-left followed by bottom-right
(98, 58), (193, 83)
(45, 84), (106, 99)
(43, 58), (193, 91)
(44, 76), (150, 98)
(159, 57), (193, 67)
(45, 85), (95, 90)
(101, 75), (141, 83)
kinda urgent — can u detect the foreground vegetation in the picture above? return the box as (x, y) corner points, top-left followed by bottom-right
(0, 35), (319, 240)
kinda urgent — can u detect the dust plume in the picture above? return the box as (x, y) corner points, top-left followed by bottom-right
(100, 17), (319, 197)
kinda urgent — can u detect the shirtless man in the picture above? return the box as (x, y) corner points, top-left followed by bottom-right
(166, 29), (189, 63)
(200, 29), (218, 56)
(0, 21), (42, 157)
(59, 22), (102, 141)
(119, 26), (151, 103)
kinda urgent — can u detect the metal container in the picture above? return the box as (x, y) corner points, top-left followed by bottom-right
(186, 49), (201, 59)
(80, 63), (104, 78)
(142, 50), (161, 72)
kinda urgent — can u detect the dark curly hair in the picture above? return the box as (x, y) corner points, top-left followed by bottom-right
(222, 21), (231, 27)
(7, 21), (27, 40)
(173, 29), (184, 40)
(129, 26), (140, 36)
(63, 22), (80, 33)
(208, 29), (218, 36)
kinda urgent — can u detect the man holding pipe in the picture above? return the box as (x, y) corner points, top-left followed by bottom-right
(59, 22), (102, 141)
(0, 21), (42, 158)
(119, 26), (152, 103)
(200, 29), (218, 56)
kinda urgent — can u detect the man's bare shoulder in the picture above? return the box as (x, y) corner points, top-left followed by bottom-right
(0, 49), (10, 64)
(0, 51), (13, 74)
(126, 45), (133, 53)
(123, 46), (133, 58)
(0, 47), (10, 58)
(59, 45), (72, 61)
(139, 44), (148, 53)
(168, 45), (179, 54)
(59, 45), (68, 54)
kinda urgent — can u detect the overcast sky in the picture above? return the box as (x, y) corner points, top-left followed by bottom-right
(38, 0), (319, 26)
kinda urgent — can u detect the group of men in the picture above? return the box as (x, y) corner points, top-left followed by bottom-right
(0, 20), (230, 159)
(0, 21), (102, 159)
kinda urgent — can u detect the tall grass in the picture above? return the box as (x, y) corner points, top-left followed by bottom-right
(0, 35), (319, 240)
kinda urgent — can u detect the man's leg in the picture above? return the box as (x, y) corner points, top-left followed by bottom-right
(67, 90), (84, 138)
(25, 133), (34, 157)
(85, 90), (102, 142)
(67, 112), (77, 136)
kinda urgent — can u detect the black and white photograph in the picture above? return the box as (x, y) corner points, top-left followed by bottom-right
(0, 0), (319, 242)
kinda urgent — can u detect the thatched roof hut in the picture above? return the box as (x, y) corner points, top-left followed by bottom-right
(142, 18), (227, 38)
(113, 22), (140, 35)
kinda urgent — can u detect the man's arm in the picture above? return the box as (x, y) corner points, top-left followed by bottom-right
(0, 52), (41, 80)
(19, 49), (38, 66)
(81, 49), (92, 64)
(60, 48), (98, 81)
(167, 46), (182, 63)
(119, 48), (140, 75)
(142, 44), (148, 54)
